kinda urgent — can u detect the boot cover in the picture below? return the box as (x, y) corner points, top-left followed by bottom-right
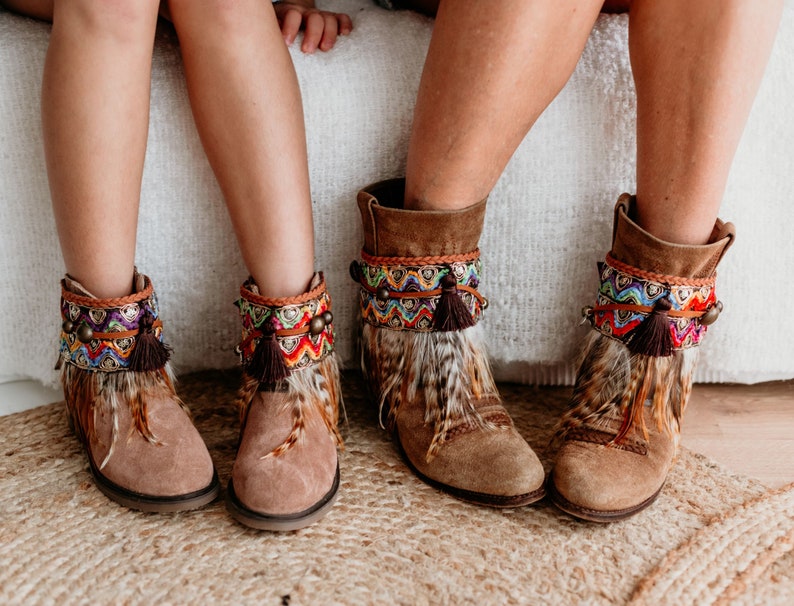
(226, 272), (343, 531)
(352, 179), (545, 507)
(549, 195), (734, 521)
(58, 271), (219, 512)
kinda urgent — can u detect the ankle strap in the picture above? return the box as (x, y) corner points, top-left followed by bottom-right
(351, 249), (487, 332)
(584, 255), (721, 354)
(235, 273), (335, 383)
(58, 275), (170, 372)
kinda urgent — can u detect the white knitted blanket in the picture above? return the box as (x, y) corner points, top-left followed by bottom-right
(1, 1), (793, 387)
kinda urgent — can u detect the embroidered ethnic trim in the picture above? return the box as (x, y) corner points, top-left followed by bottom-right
(235, 276), (335, 372)
(351, 249), (486, 331)
(586, 254), (719, 351)
(59, 276), (165, 372)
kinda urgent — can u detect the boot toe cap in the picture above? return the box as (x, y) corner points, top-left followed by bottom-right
(550, 441), (667, 519)
(231, 448), (338, 517)
(403, 426), (545, 503)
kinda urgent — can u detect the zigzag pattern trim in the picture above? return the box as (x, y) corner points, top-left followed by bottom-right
(354, 254), (484, 332)
(591, 258), (717, 349)
(59, 279), (164, 372)
(236, 277), (335, 371)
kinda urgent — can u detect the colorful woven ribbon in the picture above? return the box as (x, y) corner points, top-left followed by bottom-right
(236, 276), (334, 373)
(351, 250), (485, 331)
(59, 276), (165, 372)
(588, 254), (719, 351)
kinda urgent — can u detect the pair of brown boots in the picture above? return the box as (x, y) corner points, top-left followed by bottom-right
(58, 272), (341, 530)
(59, 178), (732, 528)
(351, 179), (733, 521)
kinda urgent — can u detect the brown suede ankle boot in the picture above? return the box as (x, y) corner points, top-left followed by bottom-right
(351, 178), (545, 507)
(226, 273), (343, 531)
(58, 271), (219, 512)
(548, 195), (735, 521)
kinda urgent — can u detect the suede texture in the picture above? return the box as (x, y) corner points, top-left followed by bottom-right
(398, 396), (545, 498)
(90, 386), (216, 497)
(611, 194), (735, 279)
(551, 195), (735, 518)
(63, 274), (215, 499)
(358, 178), (544, 502)
(231, 388), (338, 516)
(357, 178), (487, 257)
(551, 410), (676, 513)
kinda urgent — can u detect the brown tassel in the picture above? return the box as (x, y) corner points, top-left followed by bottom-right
(628, 298), (673, 357)
(434, 274), (476, 332)
(246, 320), (290, 385)
(129, 311), (172, 372)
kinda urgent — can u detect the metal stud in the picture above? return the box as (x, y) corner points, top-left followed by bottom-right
(322, 311), (334, 326)
(309, 315), (326, 336)
(699, 300), (723, 326)
(62, 320), (74, 334)
(376, 287), (390, 302)
(76, 323), (94, 343)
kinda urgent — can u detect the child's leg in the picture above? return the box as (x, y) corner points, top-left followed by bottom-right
(167, 0), (314, 299)
(42, 1), (161, 298)
(166, 0), (340, 530)
(404, 0), (604, 210)
(41, 1), (218, 511)
(630, 0), (783, 244)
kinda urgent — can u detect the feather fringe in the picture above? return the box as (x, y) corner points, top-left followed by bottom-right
(61, 362), (187, 470)
(235, 354), (344, 459)
(557, 331), (698, 447)
(361, 323), (503, 461)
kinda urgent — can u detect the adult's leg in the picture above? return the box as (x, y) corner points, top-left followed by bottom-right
(630, 0), (783, 244)
(167, 0), (314, 298)
(404, 0), (604, 210)
(41, 0), (160, 298)
(549, 0), (784, 523)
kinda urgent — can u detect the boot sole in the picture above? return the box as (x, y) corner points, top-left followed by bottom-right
(225, 464), (340, 531)
(396, 433), (546, 508)
(547, 476), (664, 522)
(89, 457), (221, 513)
(70, 410), (221, 512)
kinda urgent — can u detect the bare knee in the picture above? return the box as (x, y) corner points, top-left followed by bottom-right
(53, 0), (160, 45)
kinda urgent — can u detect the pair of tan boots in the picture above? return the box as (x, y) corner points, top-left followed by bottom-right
(58, 179), (733, 529)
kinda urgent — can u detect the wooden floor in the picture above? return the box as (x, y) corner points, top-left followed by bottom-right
(682, 380), (794, 489)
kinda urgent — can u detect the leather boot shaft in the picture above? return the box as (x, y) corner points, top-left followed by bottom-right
(611, 194), (735, 279)
(357, 178), (487, 257)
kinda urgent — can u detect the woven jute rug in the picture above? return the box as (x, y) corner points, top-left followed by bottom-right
(2, 370), (792, 605)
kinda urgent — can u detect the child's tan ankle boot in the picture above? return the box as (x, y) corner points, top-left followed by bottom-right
(351, 178), (545, 507)
(226, 273), (342, 530)
(549, 195), (734, 521)
(59, 271), (219, 511)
